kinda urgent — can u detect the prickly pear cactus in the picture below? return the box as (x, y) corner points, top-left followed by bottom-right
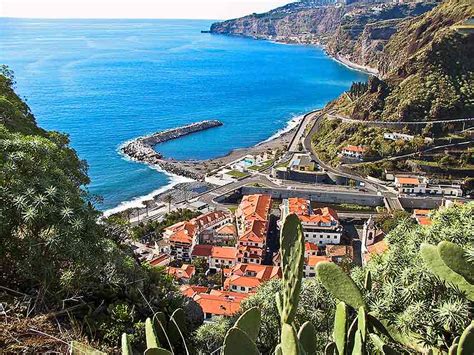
(333, 302), (347, 355)
(438, 241), (474, 283)
(278, 214), (305, 325)
(420, 243), (474, 301)
(298, 321), (317, 355)
(222, 327), (260, 355)
(457, 321), (474, 355)
(233, 307), (261, 342)
(315, 261), (366, 310)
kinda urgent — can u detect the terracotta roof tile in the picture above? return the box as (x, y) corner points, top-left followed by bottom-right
(191, 244), (213, 258)
(194, 293), (243, 316)
(342, 145), (366, 153)
(306, 255), (331, 267)
(211, 246), (238, 260)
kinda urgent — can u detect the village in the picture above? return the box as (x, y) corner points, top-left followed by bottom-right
(129, 190), (459, 321)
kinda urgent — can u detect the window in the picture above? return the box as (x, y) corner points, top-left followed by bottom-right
(241, 286), (245, 291)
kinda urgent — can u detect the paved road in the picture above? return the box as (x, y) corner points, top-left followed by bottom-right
(343, 140), (473, 168)
(288, 110), (320, 152)
(328, 114), (474, 126)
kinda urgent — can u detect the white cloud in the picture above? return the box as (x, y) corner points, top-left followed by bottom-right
(0, 0), (292, 19)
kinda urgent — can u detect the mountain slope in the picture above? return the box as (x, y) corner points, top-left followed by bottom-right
(336, 0), (474, 122)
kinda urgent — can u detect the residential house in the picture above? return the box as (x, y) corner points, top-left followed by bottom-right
(200, 223), (236, 245)
(280, 198), (343, 246)
(235, 194), (271, 265)
(340, 145), (367, 160)
(288, 153), (316, 172)
(326, 245), (354, 263)
(394, 175), (463, 197)
(224, 263), (281, 293)
(180, 285), (208, 298)
(394, 175), (426, 195)
(148, 254), (172, 267)
(191, 244), (213, 261)
(235, 194), (271, 235)
(166, 264), (196, 283)
(165, 210), (233, 262)
(412, 209), (432, 226)
(209, 246), (238, 270)
(194, 290), (247, 320)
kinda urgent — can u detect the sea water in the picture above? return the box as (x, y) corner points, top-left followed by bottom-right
(0, 18), (367, 211)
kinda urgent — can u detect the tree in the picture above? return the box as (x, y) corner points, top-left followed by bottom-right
(164, 194), (174, 213)
(352, 202), (474, 350)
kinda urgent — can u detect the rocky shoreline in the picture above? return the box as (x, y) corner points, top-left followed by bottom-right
(120, 120), (223, 180)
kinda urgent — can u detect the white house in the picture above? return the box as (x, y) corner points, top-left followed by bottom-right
(340, 145), (367, 160)
(280, 198), (343, 246)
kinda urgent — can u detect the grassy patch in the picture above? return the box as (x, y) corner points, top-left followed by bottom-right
(226, 170), (250, 178)
(275, 161), (289, 169)
(248, 160), (275, 171)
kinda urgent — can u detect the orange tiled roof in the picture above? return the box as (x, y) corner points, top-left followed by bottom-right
(306, 255), (331, 267)
(193, 210), (229, 229)
(167, 210), (230, 244)
(237, 245), (264, 258)
(298, 207), (339, 224)
(149, 254), (170, 267)
(191, 244), (213, 258)
(230, 263), (281, 280)
(216, 223), (236, 235)
(224, 275), (262, 290)
(239, 220), (267, 243)
(166, 264), (195, 280)
(396, 177), (420, 185)
(208, 289), (249, 300)
(342, 145), (366, 153)
(287, 198), (310, 215)
(413, 209), (431, 216)
(367, 240), (388, 256)
(180, 285), (208, 298)
(169, 229), (194, 244)
(305, 242), (319, 251)
(211, 246), (238, 260)
(236, 194), (271, 222)
(416, 216), (432, 226)
(193, 293), (243, 316)
(326, 245), (353, 259)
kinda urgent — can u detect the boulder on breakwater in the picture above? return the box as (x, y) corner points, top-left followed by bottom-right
(120, 120), (223, 180)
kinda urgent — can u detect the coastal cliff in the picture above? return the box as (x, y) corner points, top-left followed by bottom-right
(210, 1), (439, 76)
(121, 120), (223, 180)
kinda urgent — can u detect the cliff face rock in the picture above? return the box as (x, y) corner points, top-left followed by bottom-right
(211, 5), (345, 44)
(210, 1), (438, 72)
(340, 0), (474, 122)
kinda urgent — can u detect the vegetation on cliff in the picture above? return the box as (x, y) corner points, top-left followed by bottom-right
(342, 0), (474, 122)
(0, 69), (202, 352)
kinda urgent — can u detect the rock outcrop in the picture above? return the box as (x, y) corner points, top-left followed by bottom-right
(121, 120), (223, 180)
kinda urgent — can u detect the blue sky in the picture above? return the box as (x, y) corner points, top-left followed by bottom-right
(0, 0), (292, 19)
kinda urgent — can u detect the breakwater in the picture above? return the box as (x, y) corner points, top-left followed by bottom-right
(121, 120), (223, 180)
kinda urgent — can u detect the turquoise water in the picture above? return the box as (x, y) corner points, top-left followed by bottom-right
(0, 18), (367, 211)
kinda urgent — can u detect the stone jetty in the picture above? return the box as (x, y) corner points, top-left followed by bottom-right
(121, 120), (223, 180)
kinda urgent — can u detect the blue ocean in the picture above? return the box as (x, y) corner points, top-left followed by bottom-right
(0, 18), (367, 211)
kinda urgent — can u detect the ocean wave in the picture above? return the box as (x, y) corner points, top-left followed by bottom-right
(102, 148), (194, 217)
(259, 114), (305, 144)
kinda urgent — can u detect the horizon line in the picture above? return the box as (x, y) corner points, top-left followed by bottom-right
(0, 16), (231, 21)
